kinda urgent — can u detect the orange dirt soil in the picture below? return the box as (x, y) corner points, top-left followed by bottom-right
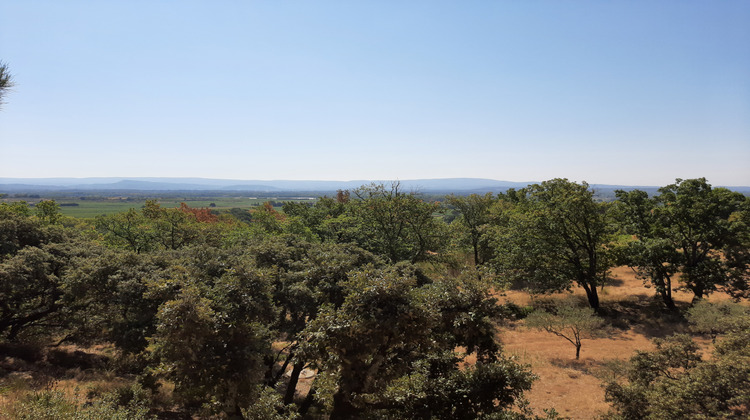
(496, 266), (720, 419)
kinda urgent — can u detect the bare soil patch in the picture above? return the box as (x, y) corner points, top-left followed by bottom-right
(497, 266), (719, 419)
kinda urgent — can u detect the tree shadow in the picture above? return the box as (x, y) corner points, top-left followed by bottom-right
(0, 342), (44, 364)
(45, 348), (109, 370)
(0, 343), (110, 383)
(549, 357), (630, 383)
(602, 276), (625, 287)
(598, 295), (689, 339)
(549, 357), (606, 374)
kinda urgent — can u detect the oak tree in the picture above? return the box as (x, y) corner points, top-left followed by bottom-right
(490, 179), (614, 309)
(446, 192), (495, 265)
(617, 179), (748, 302)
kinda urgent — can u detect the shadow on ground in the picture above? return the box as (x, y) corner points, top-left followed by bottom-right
(599, 294), (689, 338)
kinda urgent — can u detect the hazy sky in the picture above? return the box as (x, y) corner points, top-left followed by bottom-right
(1, 1), (749, 186)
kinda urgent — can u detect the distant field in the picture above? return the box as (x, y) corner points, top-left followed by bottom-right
(2, 196), (317, 218)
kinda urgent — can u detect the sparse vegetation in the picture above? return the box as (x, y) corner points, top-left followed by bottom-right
(525, 300), (605, 360)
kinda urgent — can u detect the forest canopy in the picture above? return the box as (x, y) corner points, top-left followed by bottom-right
(0, 178), (748, 419)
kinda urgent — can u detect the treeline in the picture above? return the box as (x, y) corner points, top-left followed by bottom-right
(0, 178), (748, 419)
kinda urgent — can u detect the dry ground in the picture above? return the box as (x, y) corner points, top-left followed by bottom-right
(497, 266), (719, 419)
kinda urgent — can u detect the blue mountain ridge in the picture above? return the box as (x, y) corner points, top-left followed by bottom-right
(0, 177), (748, 195)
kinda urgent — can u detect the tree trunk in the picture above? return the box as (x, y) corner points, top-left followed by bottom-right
(298, 386), (316, 417)
(330, 391), (358, 420)
(660, 290), (676, 310)
(654, 273), (677, 310)
(692, 289), (704, 302)
(581, 282), (600, 310)
(3, 303), (59, 341)
(575, 344), (581, 360)
(225, 405), (245, 420)
(284, 361), (305, 405)
(267, 347), (294, 387)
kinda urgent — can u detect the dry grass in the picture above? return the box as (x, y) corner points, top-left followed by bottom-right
(0, 343), (137, 418)
(497, 266), (723, 419)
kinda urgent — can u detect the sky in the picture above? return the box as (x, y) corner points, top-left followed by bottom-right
(1, 1), (749, 186)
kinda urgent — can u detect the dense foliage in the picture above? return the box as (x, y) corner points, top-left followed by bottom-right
(616, 178), (749, 306)
(0, 178), (747, 419)
(488, 179), (615, 309)
(604, 327), (750, 419)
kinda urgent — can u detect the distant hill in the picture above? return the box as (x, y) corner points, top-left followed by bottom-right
(0, 177), (532, 193)
(0, 177), (748, 196)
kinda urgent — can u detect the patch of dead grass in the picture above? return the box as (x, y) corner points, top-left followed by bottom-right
(496, 265), (721, 419)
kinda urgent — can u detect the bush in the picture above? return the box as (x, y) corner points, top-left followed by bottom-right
(687, 299), (750, 342)
(498, 302), (533, 320)
(11, 387), (152, 420)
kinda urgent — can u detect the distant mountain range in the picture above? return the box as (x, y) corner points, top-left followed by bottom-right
(1, 177), (748, 196)
(0, 177), (531, 193)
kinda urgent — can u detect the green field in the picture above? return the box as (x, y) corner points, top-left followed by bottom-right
(3, 196), (317, 218)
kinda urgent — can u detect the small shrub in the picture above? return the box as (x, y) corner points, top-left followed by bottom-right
(11, 388), (152, 419)
(526, 300), (605, 360)
(687, 300), (750, 342)
(498, 302), (533, 320)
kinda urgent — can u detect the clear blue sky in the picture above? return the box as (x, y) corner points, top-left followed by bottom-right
(1, 1), (749, 186)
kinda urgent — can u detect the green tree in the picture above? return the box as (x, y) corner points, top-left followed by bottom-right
(299, 265), (434, 418)
(141, 200), (200, 250)
(242, 386), (300, 420)
(68, 249), (175, 354)
(446, 192), (496, 265)
(0, 246), (67, 340)
(150, 260), (277, 419)
(245, 237), (379, 405)
(377, 352), (543, 420)
(34, 200), (62, 224)
(95, 209), (155, 253)
(249, 202), (286, 235)
(490, 179), (614, 310)
(0, 240), (103, 342)
(658, 178), (747, 300)
(0, 202), (62, 257)
(350, 182), (446, 263)
(282, 195), (349, 242)
(10, 387), (152, 419)
(615, 190), (680, 309)
(618, 179), (748, 302)
(525, 300), (604, 360)
(300, 265), (538, 419)
(726, 196), (750, 298)
(0, 61), (13, 108)
(604, 330), (750, 419)
(0, 201), (32, 217)
(0, 204), (90, 342)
